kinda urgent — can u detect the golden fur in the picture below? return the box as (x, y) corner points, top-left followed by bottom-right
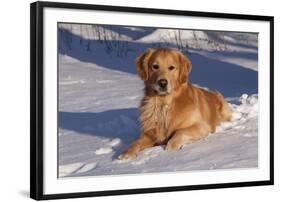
(118, 48), (232, 160)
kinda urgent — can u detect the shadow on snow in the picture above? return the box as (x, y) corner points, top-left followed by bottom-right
(59, 108), (140, 144)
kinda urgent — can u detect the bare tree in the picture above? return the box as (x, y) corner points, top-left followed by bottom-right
(174, 30), (185, 51)
(86, 25), (91, 51)
(79, 24), (83, 45)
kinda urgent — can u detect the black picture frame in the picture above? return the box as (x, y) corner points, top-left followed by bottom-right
(30, 1), (274, 200)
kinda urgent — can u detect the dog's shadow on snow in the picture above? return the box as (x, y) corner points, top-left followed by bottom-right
(59, 108), (140, 155)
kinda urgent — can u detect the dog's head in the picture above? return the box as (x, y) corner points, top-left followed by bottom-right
(136, 48), (192, 95)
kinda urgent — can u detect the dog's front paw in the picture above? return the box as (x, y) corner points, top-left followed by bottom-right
(166, 140), (183, 151)
(118, 152), (137, 160)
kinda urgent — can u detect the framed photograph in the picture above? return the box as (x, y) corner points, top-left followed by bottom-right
(30, 1), (274, 200)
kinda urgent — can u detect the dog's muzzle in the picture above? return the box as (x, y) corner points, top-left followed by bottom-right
(157, 79), (168, 91)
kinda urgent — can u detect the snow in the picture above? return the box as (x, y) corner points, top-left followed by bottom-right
(58, 23), (258, 177)
(138, 29), (209, 43)
(59, 162), (98, 177)
(76, 162), (97, 174)
(59, 162), (84, 177)
(59, 23), (132, 41)
(95, 147), (113, 155)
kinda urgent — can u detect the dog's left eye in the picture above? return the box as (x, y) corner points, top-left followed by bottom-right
(168, 66), (175, 71)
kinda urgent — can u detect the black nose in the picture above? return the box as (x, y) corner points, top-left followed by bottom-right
(158, 79), (168, 88)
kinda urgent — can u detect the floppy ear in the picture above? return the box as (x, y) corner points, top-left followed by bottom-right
(135, 48), (155, 80)
(178, 52), (192, 84)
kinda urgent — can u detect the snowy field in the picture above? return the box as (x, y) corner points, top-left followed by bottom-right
(58, 24), (258, 177)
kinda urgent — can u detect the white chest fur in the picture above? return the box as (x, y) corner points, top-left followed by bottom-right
(140, 97), (171, 138)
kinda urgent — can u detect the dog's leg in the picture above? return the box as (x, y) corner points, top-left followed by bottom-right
(118, 134), (155, 160)
(166, 123), (209, 151)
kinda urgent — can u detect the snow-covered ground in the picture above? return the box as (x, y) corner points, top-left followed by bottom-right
(58, 24), (258, 177)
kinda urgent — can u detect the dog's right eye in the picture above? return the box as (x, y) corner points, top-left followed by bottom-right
(152, 64), (159, 70)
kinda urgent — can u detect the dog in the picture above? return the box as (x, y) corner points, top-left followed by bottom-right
(118, 48), (232, 160)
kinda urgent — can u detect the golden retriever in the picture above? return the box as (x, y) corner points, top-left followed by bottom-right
(118, 48), (232, 160)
